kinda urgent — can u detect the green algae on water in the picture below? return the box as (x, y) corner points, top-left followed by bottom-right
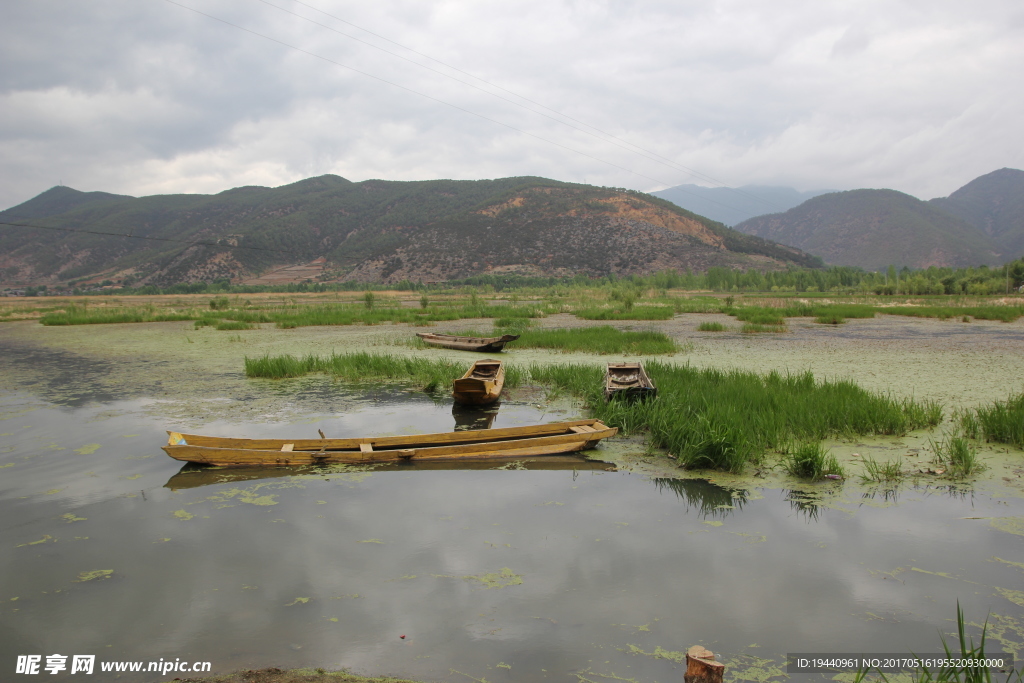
(463, 568), (522, 589)
(74, 570), (113, 582)
(990, 517), (1024, 536)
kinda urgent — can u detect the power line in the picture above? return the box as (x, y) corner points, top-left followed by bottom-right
(163, 0), (782, 220)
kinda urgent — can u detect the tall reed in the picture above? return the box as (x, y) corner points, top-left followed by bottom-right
(959, 393), (1024, 449)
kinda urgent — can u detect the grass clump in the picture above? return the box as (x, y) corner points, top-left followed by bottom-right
(696, 321), (726, 332)
(733, 308), (786, 325)
(782, 442), (844, 480)
(513, 326), (678, 355)
(959, 393), (1024, 449)
(215, 320), (255, 331)
(741, 323), (787, 333)
(859, 455), (904, 483)
(573, 305), (675, 321)
(931, 435), (983, 478)
(494, 317), (532, 334)
(815, 314), (845, 325)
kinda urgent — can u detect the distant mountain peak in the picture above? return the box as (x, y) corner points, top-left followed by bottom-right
(652, 184), (834, 226)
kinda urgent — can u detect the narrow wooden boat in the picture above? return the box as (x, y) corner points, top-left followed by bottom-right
(416, 332), (519, 352)
(453, 359), (504, 405)
(162, 419), (617, 467)
(604, 362), (657, 400)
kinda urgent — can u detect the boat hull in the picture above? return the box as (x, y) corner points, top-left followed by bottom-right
(604, 362), (657, 400)
(163, 419), (617, 467)
(416, 333), (519, 352)
(452, 359), (504, 405)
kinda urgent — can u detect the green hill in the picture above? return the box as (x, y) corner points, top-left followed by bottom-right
(0, 176), (820, 287)
(732, 189), (1000, 270)
(929, 168), (1024, 259)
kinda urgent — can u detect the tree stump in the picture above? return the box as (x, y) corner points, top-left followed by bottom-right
(684, 645), (724, 683)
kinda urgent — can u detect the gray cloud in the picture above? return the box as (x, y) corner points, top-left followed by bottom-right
(1, 0), (1022, 209)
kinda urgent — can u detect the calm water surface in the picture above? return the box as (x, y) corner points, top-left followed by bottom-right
(2, 373), (1023, 681)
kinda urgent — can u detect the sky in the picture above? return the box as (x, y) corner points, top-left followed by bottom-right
(2, 0), (1023, 210)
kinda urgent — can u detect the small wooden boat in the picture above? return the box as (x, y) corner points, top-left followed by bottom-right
(453, 359), (504, 405)
(604, 362), (657, 400)
(162, 419), (617, 467)
(416, 332), (519, 352)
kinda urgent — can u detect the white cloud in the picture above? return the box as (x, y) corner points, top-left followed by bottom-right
(1, 0), (1022, 208)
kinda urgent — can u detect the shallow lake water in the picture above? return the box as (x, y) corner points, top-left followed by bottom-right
(2, 338), (1024, 682)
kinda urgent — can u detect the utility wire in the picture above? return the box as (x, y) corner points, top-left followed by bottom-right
(254, 0), (789, 216)
(163, 0), (776, 220)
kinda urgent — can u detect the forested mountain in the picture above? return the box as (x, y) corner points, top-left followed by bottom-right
(652, 184), (833, 226)
(929, 168), (1024, 259)
(0, 176), (819, 287)
(732, 189), (1000, 270)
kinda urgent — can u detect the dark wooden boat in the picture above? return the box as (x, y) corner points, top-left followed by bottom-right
(453, 359), (504, 405)
(604, 362), (657, 400)
(163, 419), (617, 467)
(416, 332), (519, 352)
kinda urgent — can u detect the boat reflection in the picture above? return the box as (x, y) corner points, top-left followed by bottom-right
(452, 401), (499, 431)
(165, 456), (615, 490)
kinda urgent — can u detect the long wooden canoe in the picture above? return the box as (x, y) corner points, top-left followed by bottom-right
(453, 359), (504, 405)
(416, 332), (519, 352)
(163, 419), (617, 467)
(604, 362), (657, 400)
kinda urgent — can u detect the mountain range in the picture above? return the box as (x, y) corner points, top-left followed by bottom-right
(0, 176), (819, 288)
(658, 168), (1023, 270)
(652, 185), (834, 226)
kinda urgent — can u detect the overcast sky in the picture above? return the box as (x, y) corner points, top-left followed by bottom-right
(2, 0), (1022, 210)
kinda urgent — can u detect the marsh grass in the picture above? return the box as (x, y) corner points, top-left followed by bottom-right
(959, 393), (1024, 449)
(696, 322), (726, 332)
(245, 352), (526, 393)
(573, 305), (675, 320)
(215, 320), (255, 331)
(782, 442), (844, 480)
(494, 317), (533, 334)
(859, 455), (904, 483)
(530, 361), (942, 472)
(741, 323), (788, 333)
(815, 314), (845, 324)
(513, 327), (678, 354)
(881, 304), (1024, 322)
(931, 435), (983, 478)
(39, 301), (553, 329)
(41, 306), (197, 325)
